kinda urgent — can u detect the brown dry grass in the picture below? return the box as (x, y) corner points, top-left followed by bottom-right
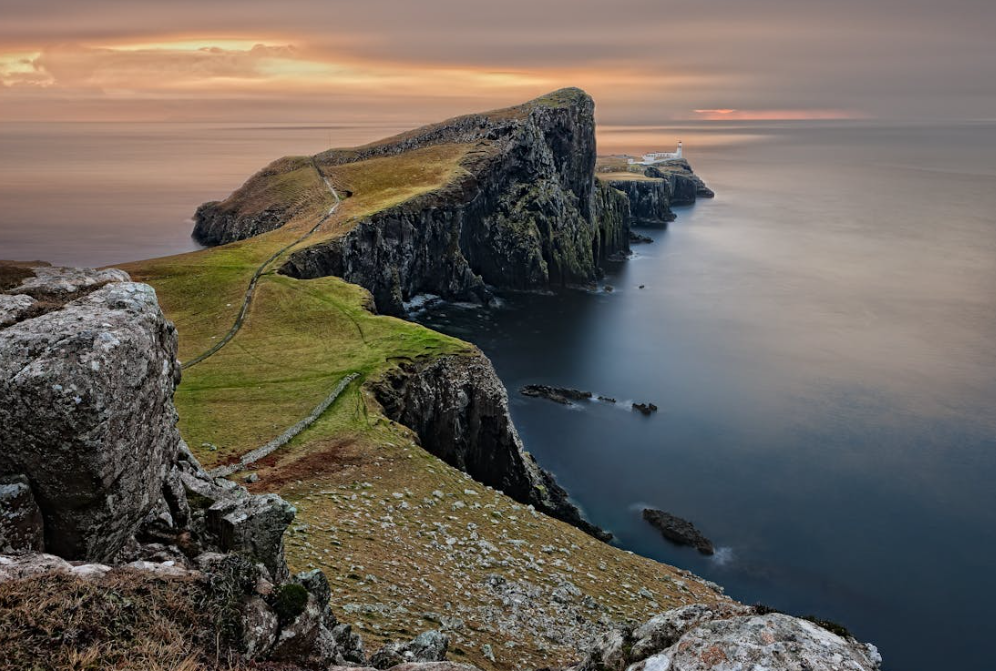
(0, 569), (245, 671)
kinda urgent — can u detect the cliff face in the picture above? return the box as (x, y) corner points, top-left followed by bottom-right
(645, 159), (715, 204)
(193, 89), (630, 315)
(371, 351), (611, 541)
(603, 179), (675, 227)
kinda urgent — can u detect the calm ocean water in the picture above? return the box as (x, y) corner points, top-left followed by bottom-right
(2, 120), (995, 670)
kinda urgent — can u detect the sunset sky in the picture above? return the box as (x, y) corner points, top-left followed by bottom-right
(2, 0), (994, 123)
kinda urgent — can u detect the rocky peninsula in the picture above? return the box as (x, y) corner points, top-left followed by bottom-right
(1, 90), (883, 670)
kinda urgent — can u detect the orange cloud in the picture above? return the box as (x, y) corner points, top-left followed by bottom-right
(693, 108), (863, 120)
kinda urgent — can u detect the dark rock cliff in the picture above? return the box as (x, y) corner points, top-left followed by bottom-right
(371, 352), (611, 541)
(193, 89), (630, 315)
(603, 178), (675, 227)
(644, 159), (715, 204)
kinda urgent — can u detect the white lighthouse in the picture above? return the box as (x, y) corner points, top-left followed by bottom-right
(628, 141), (683, 165)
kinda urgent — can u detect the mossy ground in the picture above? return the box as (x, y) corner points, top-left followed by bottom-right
(122, 128), (730, 670)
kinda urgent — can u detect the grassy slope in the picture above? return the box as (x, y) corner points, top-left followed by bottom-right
(122, 120), (728, 669)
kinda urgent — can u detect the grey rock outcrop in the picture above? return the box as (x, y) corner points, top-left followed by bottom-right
(372, 351), (610, 541)
(370, 630), (449, 669)
(0, 267), (181, 561)
(0, 264), (360, 669)
(574, 604), (882, 671)
(644, 160), (714, 203)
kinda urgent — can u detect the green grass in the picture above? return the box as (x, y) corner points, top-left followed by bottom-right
(172, 273), (467, 468)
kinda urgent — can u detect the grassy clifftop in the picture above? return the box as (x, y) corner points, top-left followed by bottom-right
(122, 90), (729, 669)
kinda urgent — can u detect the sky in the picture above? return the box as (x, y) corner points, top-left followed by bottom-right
(1, 0), (995, 124)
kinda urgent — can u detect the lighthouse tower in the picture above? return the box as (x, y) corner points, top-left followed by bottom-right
(676, 140), (683, 158)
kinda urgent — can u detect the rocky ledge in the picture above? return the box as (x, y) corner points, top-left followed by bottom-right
(372, 353), (611, 541)
(520, 383), (593, 404)
(574, 603), (881, 671)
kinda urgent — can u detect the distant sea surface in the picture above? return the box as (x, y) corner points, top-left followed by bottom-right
(3, 119), (995, 671)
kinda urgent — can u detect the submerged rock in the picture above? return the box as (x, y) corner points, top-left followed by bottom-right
(521, 384), (593, 405)
(632, 402), (659, 415)
(642, 508), (714, 555)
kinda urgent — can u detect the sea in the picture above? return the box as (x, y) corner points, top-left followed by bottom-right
(2, 118), (994, 671)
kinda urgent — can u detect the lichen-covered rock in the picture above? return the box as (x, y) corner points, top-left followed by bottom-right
(0, 294), (36, 327)
(206, 492), (296, 582)
(10, 266), (130, 298)
(173, 442), (295, 582)
(628, 604), (753, 660)
(0, 269), (181, 561)
(574, 605), (882, 671)
(372, 351), (610, 541)
(630, 613), (882, 671)
(0, 475), (44, 554)
(241, 595), (280, 658)
(332, 664), (481, 671)
(371, 630), (449, 669)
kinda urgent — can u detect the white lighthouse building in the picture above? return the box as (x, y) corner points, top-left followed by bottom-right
(629, 141), (683, 165)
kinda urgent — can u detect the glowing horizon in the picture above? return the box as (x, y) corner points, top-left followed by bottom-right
(1, 0), (993, 124)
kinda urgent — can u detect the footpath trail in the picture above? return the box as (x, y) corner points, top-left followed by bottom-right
(182, 158), (341, 371)
(182, 159), (357, 475)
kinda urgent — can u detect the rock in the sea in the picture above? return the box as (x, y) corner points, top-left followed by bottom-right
(632, 402), (658, 415)
(0, 475), (44, 554)
(521, 384), (593, 405)
(0, 268), (181, 561)
(642, 508), (714, 555)
(574, 605), (881, 671)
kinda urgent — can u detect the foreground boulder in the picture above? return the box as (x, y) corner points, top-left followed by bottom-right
(0, 264), (362, 668)
(575, 604), (882, 671)
(0, 266), (181, 561)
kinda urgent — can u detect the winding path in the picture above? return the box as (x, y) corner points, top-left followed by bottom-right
(182, 158), (341, 370)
